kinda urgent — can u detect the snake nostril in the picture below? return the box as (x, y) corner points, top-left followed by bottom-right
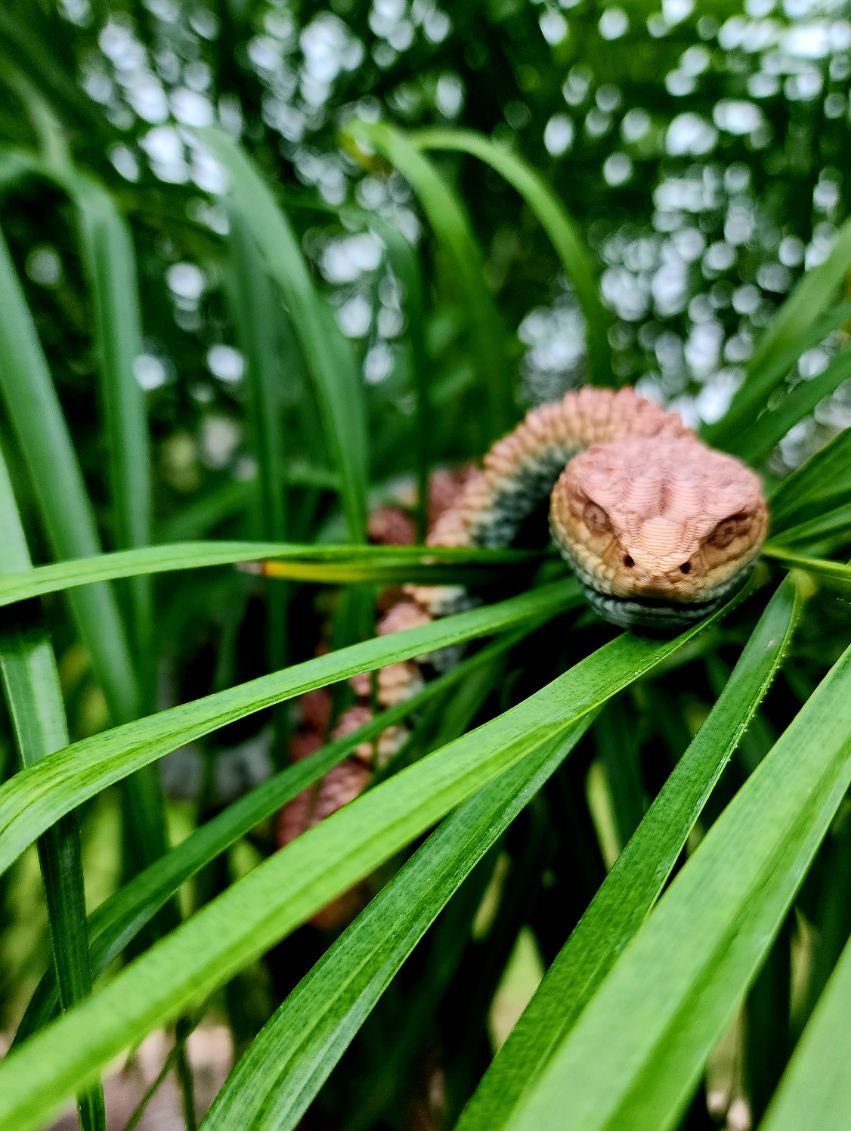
(679, 561), (692, 574)
(623, 554), (635, 568)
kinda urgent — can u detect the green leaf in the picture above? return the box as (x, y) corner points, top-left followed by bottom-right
(501, 641), (851, 1131)
(368, 215), (431, 538)
(760, 934), (851, 1130)
(66, 172), (152, 666)
(769, 426), (851, 531)
(458, 578), (800, 1130)
(0, 579), (578, 878)
(196, 127), (368, 540)
(15, 630), (527, 1043)
(0, 599), (730, 1131)
(0, 448), (105, 1130)
(0, 224), (167, 867)
(769, 501), (851, 554)
(762, 546), (851, 588)
(202, 721), (594, 1131)
(414, 128), (612, 386)
(728, 346), (851, 464)
(344, 119), (514, 440)
(0, 541), (542, 608)
(224, 204), (291, 672)
(704, 220), (851, 447)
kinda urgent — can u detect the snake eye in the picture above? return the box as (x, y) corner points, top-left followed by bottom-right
(583, 502), (611, 533)
(623, 554), (635, 568)
(679, 561), (692, 574)
(708, 512), (748, 549)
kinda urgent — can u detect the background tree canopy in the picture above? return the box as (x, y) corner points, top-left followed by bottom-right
(0, 2), (849, 1131)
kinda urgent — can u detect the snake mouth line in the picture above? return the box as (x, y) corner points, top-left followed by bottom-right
(579, 569), (752, 631)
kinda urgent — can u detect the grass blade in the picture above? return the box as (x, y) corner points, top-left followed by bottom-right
(769, 426), (851, 531)
(0, 540), (541, 607)
(760, 936), (851, 1130)
(0, 579), (578, 878)
(69, 173), (152, 668)
(728, 346), (851, 464)
(458, 578), (800, 1130)
(761, 546), (851, 588)
(197, 127), (368, 540)
(502, 642), (851, 1131)
(367, 214), (431, 538)
(704, 220), (851, 447)
(15, 631), (530, 1043)
(768, 501), (851, 554)
(0, 225), (167, 866)
(0, 450), (105, 1130)
(225, 204), (290, 674)
(415, 128), (612, 385)
(344, 119), (514, 441)
(202, 722), (594, 1131)
(0, 597), (730, 1131)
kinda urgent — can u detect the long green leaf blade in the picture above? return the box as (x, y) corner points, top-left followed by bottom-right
(705, 220), (851, 446)
(344, 119), (514, 440)
(769, 426), (851, 531)
(0, 580), (577, 877)
(504, 643), (851, 1131)
(15, 631), (530, 1043)
(225, 204), (290, 674)
(760, 935), (851, 1131)
(197, 127), (368, 540)
(202, 722), (594, 1131)
(415, 128), (612, 385)
(0, 449), (104, 1130)
(68, 173), (152, 670)
(458, 578), (800, 1131)
(762, 547), (851, 588)
(0, 600), (731, 1130)
(0, 225), (166, 867)
(0, 541), (541, 608)
(729, 347), (851, 464)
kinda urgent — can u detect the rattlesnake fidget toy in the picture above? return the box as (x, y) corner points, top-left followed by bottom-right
(412, 385), (768, 629)
(279, 386), (769, 895)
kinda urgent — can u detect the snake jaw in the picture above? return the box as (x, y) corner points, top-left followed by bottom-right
(549, 436), (768, 628)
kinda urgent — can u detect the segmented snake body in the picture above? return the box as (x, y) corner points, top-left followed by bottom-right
(279, 387), (768, 920)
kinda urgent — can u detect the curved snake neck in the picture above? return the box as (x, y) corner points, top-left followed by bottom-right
(278, 387), (768, 908)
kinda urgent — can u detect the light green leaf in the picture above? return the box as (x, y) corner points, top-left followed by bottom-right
(197, 127), (368, 540)
(0, 448), (104, 1130)
(414, 128), (612, 385)
(0, 580), (578, 878)
(760, 935), (851, 1131)
(0, 598), (731, 1131)
(202, 721), (594, 1131)
(762, 546), (851, 588)
(0, 541), (541, 608)
(458, 578), (799, 1130)
(344, 119), (514, 440)
(503, 642), (851, 1131)
(14, 630), (527, 1043)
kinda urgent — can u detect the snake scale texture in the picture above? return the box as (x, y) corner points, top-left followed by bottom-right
(278, 386), (769, 925)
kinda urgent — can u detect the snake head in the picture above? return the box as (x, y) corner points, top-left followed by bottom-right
(549, 436), (769, 629)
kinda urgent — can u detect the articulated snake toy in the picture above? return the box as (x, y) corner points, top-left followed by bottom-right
(279, 386), (769, 921)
